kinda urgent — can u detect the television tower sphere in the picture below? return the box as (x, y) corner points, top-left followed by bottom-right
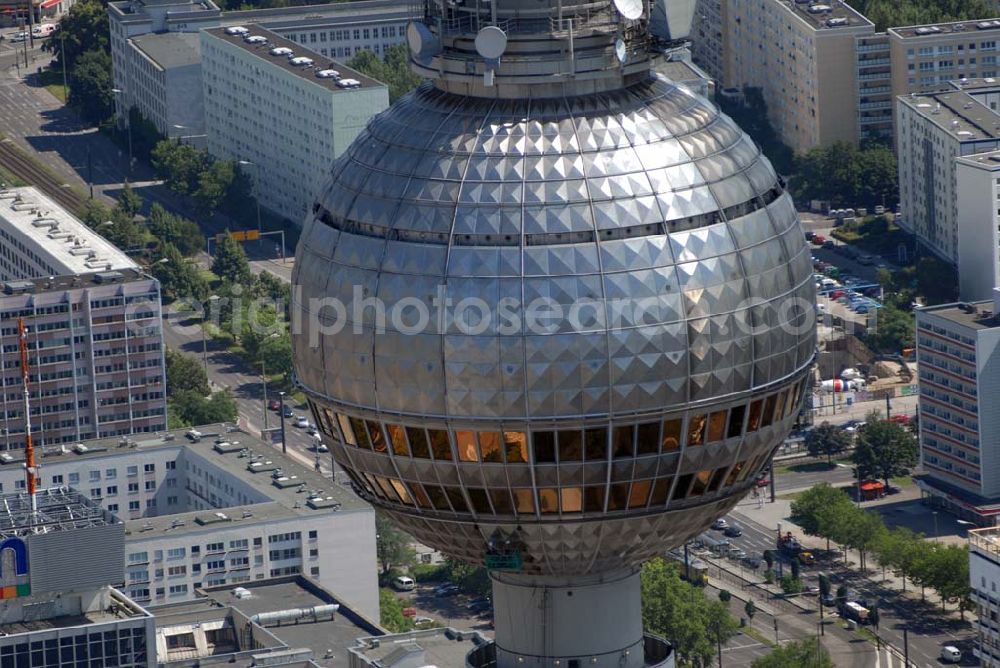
(292, 1), (815, 665)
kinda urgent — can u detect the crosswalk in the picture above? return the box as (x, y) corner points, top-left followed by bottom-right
(874, 646), (916, 668)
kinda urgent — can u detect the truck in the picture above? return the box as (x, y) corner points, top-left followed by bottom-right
(777, 531), (815, 565)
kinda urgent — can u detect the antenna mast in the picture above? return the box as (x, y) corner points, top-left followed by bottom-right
(17, 318), (38, 515)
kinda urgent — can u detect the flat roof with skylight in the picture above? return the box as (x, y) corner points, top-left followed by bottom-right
(898, 88), (1000, 141)
(891, 17), (1000, 39)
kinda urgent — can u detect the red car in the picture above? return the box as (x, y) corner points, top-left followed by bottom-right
(810, 235), (826, 246)
(889, 414), (911, 425)
(267, 399), (281, 411)
(829, 290), (845, 299)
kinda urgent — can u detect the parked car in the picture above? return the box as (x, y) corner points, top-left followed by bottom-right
(467, 598), (492, 613)
(810, 235), (826, 246)
(268, 399), (281, 411)
(829, 290), (845, 300)
(890, 414), (912, 425)
(315, 441), (329, 453)
(281, 406), (294, 418)
(741, 555), (762, 569)
(723, 525), (743, 538)
(711, 518), (728, 530)
(804, 231), (815, 241)
(294, 416), (310, 428)
(435, 584), (460, 597)
(821, 593), (836, 607)
(10, 31), (28, 42)
(822, 240), (835, 249)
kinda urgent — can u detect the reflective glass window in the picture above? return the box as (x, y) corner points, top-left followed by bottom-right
(349, 418), (370, 449)
(337, 414), (356, 446)
(373, 476), (398, 502)
(607, 483), (630, 510)
(724, 461), (745, 487)
(560, 487), (583, 513)
(636, 422), (660, 455)
(388, 479), (412, 505)
(425, 485), (451, 511)
(707, 411), (727, 443)
(366, 421), (387, 452)
(672, 473), (694, 501)
(688, 469), (713, 496)
(444, 487), (468, 513)
(406, 427), (431, 459)
(503, 432), (528, 463)
(410, 482), (432, 509)
(456, 431), (479, 462)
(747, 400), (763, 432)
(387, 424), (409, 456)
(628, 480), (651, 508)
(533, 431), (557, 462)
(761, 395), (777, 428)
(707, 467), (727, 493)
(585, 428), (608, 460)
(538, 488), (559, 514)
(480, 433), (503, 463)
(584, 486), (605, 512)
(490, 489), (514, 514)
(467, 488), (492, 514)
(772, 391), (787, 424)
(612, 426), (635, 459)
(687, 415), (707, 446)
(558, 431), (583, 462)
(727, 405), (746, 439)
(514, 489), (535, 513)
(649, 478), (670, 505)
(784, 387), (799, 419)
(661, 419), (682, 451)
(428, 430), (452, 460)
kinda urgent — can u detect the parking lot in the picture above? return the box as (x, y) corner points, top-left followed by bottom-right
(392, 583), (495, 633)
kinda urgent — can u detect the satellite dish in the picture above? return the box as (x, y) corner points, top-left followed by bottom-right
(406, 21), (440, 59)
(615, 38), (627, 63)
(613, 0), (644, 20)
(475, 25), (508, 60)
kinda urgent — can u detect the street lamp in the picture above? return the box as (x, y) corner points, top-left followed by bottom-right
(110, 89), (133, 175)
(58, 31), (67, 101)
(932, 511), (939, 542)
(202, 295), (219, 378)
(237, 160), (263, 244)
(171, 124), (204, 145)
(278, 391), (287, 454)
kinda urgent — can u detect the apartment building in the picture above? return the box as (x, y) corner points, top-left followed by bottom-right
(915, 292), (1000, 525)
(0, 487), (156, 668)
(896, 81), (1000, 263)
(890, 19), (1000, 103)
(856, 33), (894, 143)
(722, 0), (876, 153)
(688, 0), (723, 82)
(970, 527), (1000, 665)
(201, 27), (388, 224)
(0, 424), (379, 620)
(107, 0), (413, 144)
(956, 149), (1000, 300)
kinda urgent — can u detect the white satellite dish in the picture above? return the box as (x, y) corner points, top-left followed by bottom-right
(615, 38), (627, 63)
(475, 25), (508, 60)
(614, 0), (644, 20)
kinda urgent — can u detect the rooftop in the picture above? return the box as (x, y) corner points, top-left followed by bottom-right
(203, 26), (384, 93)
(956, 147), (1000, 170)
(0, 588), (151, 637)
(131, 31), (202, 69)
(898, 88), (1000, 141)
(0, 487), (115, 537)
(348, 627), (491, 668)
(0, 267), (155, 300)
(153, 576), (383, 667)
(0, 424), (367, 538)
(917, 299), (1000, 331)
(108, 0), (221, 22)
(0, 187), (139, 279)
(222, 0), (415, 29)
(776, 0), (873, 32)
(890, 17), (1000, 39)
(971, 527), (1000, 559)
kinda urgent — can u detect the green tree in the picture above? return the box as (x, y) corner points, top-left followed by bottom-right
(872, 527), (926, 592)
(780, 575), (804, 595)
(752, 638), (834, 668)
(920, 544), (971, 614)
(194, 160), (236, 213)
(347, 44), (424, 102)
(869, 605), (880, 632)
(446, 560), (491, 598)
(165, 348), (209, 397)
(804, 422), (852, 464)
(835, 584), (848, 603)
(169, 388), (237, 426)
(378, 588), (414, 633)
(46, 0), (109, 70)
(718, 589), (732, 603)
(790, 558), (801, 580)
(854, 0), (993, 32)
(153, 243), (209, 302)
(151, 140), (206, 195)
(212, 232), (252, 284)
(376, 512), (416, 575)
(744, 598), (756, 622)
(868, 303), (915, 353)
(793, 142), (897, 208)
(838, 508), (885, 572)
(146, 203), (204, 257)
(853, 414), (918, 490)
(115, 183), (142, 219)
(69, 49), (113, 124)
(790, 483), (853, 537)
(818, 573), (831, 598)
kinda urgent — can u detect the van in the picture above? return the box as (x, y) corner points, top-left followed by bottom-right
(32, 23), (56, 37)
(940, 645), (961, 663)
(393, 576), (415, 591)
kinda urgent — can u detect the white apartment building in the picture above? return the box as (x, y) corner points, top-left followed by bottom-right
(970, 527), (1000, 665)
(915, 292), (1000, 525)
(201, 27), (388, 224)
(896, 82), (1000, 263)
(107, 0), (413, 143)
(956, 149), (1000, 300)
(722, 0), (876, 153)
(856, 33), (893, 144)
(687, 0), (723, 82)
(0, 424), (379, 620)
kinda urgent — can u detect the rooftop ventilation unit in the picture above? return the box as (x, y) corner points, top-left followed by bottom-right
(807, 4), (831, 13)
(244, 35), (267, 45)
(269, 46), (292, 57)
(336, 78), (361, 88)
(225, 26), (248, 35)
(289, 56), (313, 67)
(915, 26), (942, 34)
(2, 281), (34, 295)
(93, 271), (123, 284)
(315, 69), (340, 79)
(826, 17), (847, 26)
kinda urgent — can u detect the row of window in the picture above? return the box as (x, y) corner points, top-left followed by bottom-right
(311, 380), (805, 464)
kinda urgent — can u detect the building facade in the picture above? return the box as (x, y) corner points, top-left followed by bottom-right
(688, 0), (723, 82)
(721, 0), (876, 152)
(970, 527), (1000, 666)
(0, 425), (379, 620)
(856, 33), (894, 143)
(120, 33), (205, 141)
(896, 82), (1000, 263)
(201, 27), (388, 224)
(916, 293), (1000, 524)
(956, 150), (1000, 301)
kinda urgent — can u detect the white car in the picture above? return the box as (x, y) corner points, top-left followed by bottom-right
(940, 645), (961, 664)
(711, 518), (728, 530)
(294, 416), (310, 428)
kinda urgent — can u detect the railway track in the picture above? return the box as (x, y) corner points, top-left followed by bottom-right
(0, 138), (87, 215)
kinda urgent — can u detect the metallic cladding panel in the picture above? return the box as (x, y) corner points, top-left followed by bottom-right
(27, 524), (125, 593)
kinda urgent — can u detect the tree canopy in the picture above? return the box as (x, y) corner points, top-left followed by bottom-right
(805, 422), (851, 463)
(165, 348), (209, 397)
(376, 512), (415, 575)
(853, 0), (993, 32)
(347, 44), (424, 102)
(153, 243), (209, 303)
(69, 49), (113, 125)
(46, 0), (109, 69)
(794, 142), (897, 209)
(212, 232), (252, 285)
(752, 638), (834, 668)
(147, 203), (205, 257)
(378, 588), (414, 633)
(168, 388), (237, 427)
(853, 413), (918, 489)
